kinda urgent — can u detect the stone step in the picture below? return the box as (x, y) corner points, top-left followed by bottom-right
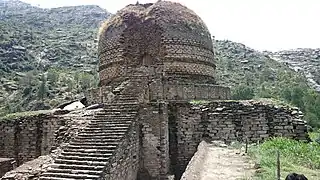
(79, 129), (127, 133)
(93, 114), (136, 117)
(117, 96), (137, 100)
(72, 138), (122, 143)
(41, 172), (100, 179)
(76, 135), (125, 139)
(82, 126), (130, 131)
(47, 168), (103, 175)
(69, 142), (119, 146)
(76, 134), (125, 139)
(57, 155), (110, 162)
(117, 95), (138, 98)
(85, 123), (131, 127)
(94, 112), (136, 115)
(50, 164), (104, 171)
(91, 117), (134, 120)
(88, 121), (133, 126)
(77, 133), (126, 139)
(90, 118), (132, 121)
(61, 151), (113, 157)
(63, 148), (115, 154)
(102, 103), (139, 108)
(116, 100), (137, 103)
(79, 126), (129, 130)
(85, 125), (131, 128)
(95, 109), (136, 113)
(90, 118), (133, 122)
(54, 158), (108, 166)
(97, 109), (137, 112)
(39, 177), (76, 180)
(79, 131), (127, 136)
(66, 144), (117, 150)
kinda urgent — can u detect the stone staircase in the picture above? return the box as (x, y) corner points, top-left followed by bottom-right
(113, 77), (147, 104)
(39, 102), (140, 180)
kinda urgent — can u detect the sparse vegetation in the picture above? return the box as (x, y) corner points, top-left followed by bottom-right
(248, 135), (320, 180)
(216, 40), (320, 128)
(0, 1), (108, 117)
(0, 109), (52, 121)
(189, 100), (210, 105)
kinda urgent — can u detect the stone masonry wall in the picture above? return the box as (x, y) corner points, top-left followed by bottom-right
(85, 86), (113, 105)
(104, 122), (140, 180)
(169, 100), (309, 178)
(138, 102), (170, 180)
(0, 114), (64, 166)
(161, 82), (230, 101)
(0, 158), (15, 178)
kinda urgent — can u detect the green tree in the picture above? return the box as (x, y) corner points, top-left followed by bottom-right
(280, 87), (292, 102)
(79, 73), (92, 91)
(291, 86), (305, 110)
(232, 84), (255, 100)
(47, 69), (58, 86)
(257, 83), (273, 98)
(37, 74), (48, 100)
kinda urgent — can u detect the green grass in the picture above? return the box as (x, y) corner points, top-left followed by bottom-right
(0, 110), (51, 121)
(248, 136), (320, 180)
(189, 100), (210, 105)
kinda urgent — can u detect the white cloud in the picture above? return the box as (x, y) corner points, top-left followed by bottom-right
(20, 0), (320, 51)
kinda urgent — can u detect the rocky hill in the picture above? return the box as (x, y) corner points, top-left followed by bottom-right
(265, 49), (320, 91)
(0, 0), (319, 127)
(215, 40), (310, 91)
(0, 0), (110, 115)
(0, 0), (109, 73)
(215, 40), (320, 127)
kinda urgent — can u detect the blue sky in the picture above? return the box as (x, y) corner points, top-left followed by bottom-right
(19, 0), (320, 51)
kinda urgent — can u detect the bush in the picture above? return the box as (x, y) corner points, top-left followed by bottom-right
(248, 137), (320, 180)
(232, 84), (255, 100)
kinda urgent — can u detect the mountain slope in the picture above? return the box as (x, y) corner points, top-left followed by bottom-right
(265, 49), (320, 91)
(0, 0), (110, 73)
(0, 0), (110, 115)
(0, 0), (319, 127)
(215, 40), (320, 127)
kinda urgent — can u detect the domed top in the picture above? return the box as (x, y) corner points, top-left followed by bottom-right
(98, 1), (216, 86)
(99, 1), (212, 48)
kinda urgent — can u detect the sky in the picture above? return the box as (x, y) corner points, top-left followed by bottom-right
(19, 0), (320, 51)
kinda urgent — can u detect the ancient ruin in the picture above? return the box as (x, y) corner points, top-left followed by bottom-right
(0, 1), (309, 180)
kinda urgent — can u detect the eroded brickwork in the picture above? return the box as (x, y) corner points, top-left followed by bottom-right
(0, 114), (64, 165)
(169, 101), (309, 178)
(0, 158), (15, 177)
(104, 122), (140, 180)
(138, 103), (170, 180)
(98, 1), (218, 88)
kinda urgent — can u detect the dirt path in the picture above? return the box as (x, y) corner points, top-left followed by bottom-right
(199, 142), (255, 180)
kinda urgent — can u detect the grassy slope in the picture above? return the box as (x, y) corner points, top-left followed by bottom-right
(0, 1), (109, 115)
(248, 134), (320, 180)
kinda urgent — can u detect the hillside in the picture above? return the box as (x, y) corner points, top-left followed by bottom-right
(0, 0), (109, 72)
(215, 40), (309, 92)
(0, 0), (110, 115)
(0, 0), (319, 127)
(265, 49), (320, 91)
(215, 40), (320, 127)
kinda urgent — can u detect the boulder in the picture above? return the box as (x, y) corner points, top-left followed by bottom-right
(63, 101), (85, 111)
